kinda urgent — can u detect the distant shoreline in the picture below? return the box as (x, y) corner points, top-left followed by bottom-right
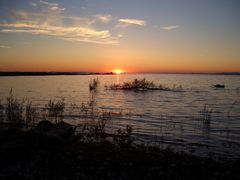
(0, 71), (239, 76)
(0, 72), (115, 76)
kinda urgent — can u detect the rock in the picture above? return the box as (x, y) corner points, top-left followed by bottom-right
(34, 120), (75, 142)
(26, 120), (76, 148)
(47, 121), (76, 141)
(36, 120), (54, 132)
(214, 84), (225, 88)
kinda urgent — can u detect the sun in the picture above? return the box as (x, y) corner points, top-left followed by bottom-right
(112, 69), (124, 74)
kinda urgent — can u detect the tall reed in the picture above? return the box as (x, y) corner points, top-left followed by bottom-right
(5, 89), (25, 127)
(89, 78), (99, 91)
(25, 101), (37, 126)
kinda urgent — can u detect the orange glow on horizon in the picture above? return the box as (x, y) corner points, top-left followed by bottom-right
(112, 69), (125, 74)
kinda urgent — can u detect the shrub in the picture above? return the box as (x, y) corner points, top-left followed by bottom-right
(93, 110), (112, 135)
(45, 99), (65, 123)
(114, 125), (133, 145)
(78, 101), (112, 137)
(105, 78), (183, 92)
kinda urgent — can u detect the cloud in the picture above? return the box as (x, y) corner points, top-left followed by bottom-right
(162, 25), (179, 30)
(118, 18), (146, 26)
(0, 4), (119, 45)
(10, 10), (29, 20)
(39, 0), (58, 6)
(0, 23), (114, 42)
(0, 45), (11, 49)
(95, 14), (112, 23)
(59, 37), (119, 45)
(30, 0), (65, 13)
(29, 2), (37, 7)
(117, 34), (123, 38)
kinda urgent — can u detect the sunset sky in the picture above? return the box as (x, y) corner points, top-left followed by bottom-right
(0, 0), (239, 73)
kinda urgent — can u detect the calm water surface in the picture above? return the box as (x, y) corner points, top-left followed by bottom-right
(0, 74), (240, 158)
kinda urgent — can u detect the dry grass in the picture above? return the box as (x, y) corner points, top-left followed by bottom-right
(25, 101), (37, 126)
(45, 99), (65, 123)
(5, 89), (25, 127)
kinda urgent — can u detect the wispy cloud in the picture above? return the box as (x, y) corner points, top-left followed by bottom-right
(30, 0), (65, 13)
(29, 2), (37, 7)
(162, 25), (179, 31)
(95, 14), (112, 23)
(0, 23), (111, 38)
(59, 37), (119, 45)
(39, 0), (65, 12)
(118, 18), (146, 26)
(0, 45), (11, 49)
(0, 3), (119, 45)
(117, 34), (123, 38)
(0, 23), (117, 44)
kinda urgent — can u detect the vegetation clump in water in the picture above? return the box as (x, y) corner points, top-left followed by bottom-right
(89, 78), (99, 91)
(105, 78), (183, 92)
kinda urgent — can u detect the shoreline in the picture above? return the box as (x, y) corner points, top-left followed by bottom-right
(0, 72), (115, 76)
(0, 121), (239, 179)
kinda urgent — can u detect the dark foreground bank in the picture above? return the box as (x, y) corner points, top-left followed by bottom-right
(0, 121), (239, 180)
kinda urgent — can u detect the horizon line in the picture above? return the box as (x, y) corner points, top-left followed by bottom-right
(0, 71), (239, 76)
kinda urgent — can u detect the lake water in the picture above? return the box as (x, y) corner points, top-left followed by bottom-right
(0, 74), (240, 158)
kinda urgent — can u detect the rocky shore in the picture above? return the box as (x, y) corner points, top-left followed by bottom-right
(0, 121), (239, 180)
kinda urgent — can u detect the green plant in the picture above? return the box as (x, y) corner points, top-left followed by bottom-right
(45, 99), (65, 123)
